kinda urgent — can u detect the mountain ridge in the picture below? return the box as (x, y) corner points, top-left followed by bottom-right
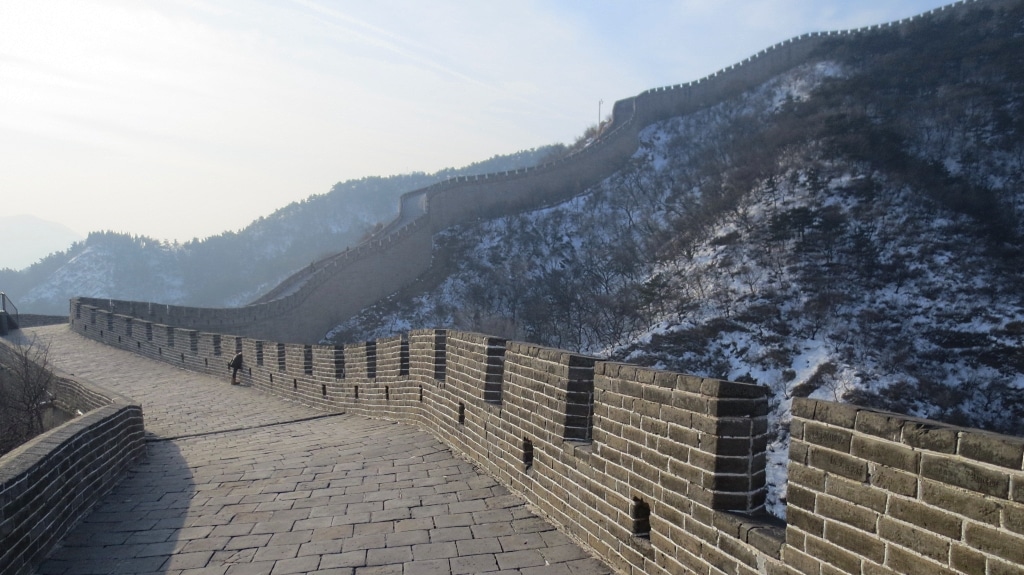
(0, 148), (556, 314)
(0, 215), (84, 271)
(5, 1), (995, 319)
(324, 3), (1024, 516)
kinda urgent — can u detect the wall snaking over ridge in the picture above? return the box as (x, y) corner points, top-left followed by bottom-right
(68, 298), (1024, 575)
(75, 0), (1020, 344)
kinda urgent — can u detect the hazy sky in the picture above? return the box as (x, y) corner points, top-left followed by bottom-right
(1, 0), (955, 255)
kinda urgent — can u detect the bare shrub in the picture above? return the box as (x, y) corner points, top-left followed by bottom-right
(0, 338), (56, 456)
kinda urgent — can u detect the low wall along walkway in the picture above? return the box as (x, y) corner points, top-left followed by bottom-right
(67, 298), (1024, 575)
(0, 339), (145, 575)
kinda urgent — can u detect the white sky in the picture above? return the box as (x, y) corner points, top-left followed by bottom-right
(1, 0), (954, 255)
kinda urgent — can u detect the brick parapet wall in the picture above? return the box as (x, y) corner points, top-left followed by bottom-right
(67, 304), (786, 574)
(785, 398), (1024, 575)
(375, 335), (408, 382)
(48, 375), (117, 416)
(7, 315), (67, 329)
(66, 300), (1024, 574)
(0, 345), (145, 575)
(591, 363), (779, 575)
(444, 331), (506, 404)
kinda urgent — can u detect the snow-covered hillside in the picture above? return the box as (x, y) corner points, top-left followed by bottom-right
(328, 7), (1024, 517)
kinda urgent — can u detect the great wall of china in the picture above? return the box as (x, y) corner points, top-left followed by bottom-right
(71, 0), (1022, 345)
(3, 1), (1024, 574)
(20, 300), (1019, 575)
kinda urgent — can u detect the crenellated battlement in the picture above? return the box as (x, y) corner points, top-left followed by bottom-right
(66, 297), (1024, 575)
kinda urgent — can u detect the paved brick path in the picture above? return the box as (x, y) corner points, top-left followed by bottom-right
(25, 326), (612, 575)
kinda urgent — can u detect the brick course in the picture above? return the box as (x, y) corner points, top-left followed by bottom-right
(64, 290), (1024, 575)
(787, 398), (1024, 575)
(69, 304), (790, 574)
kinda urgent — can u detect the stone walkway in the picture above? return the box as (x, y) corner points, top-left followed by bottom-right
(24, 326), (612, 575)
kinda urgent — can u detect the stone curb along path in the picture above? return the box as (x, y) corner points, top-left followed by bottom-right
(27, 325), (613, 575)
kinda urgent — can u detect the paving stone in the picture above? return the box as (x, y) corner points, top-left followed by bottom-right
(342, 534), (387, 553)
(212, 547), (257, 564)
(456, 537), (502, 556)
(269, 554), (321, 575)
(179, 567), (229, 575)
(401, 559), (451, 575)
(224, 562), (275, 575)
(250, 521), (296, 535)
(352, 566), (402, 575)
(365, 546), (414, 566)
(500, 533), (548, 552)
(181, 537), (232, 553)
(252, 544), (300, 562)
(267, 531), (314, 546)
(497, 549), (547, 569)
(538, 544), (589, 563)
(211, 524), (256, 538)
(164, 551), (215, 570)
(26, 326), (612, 575)
(512, 518), (554, 534)
(411, 504), (451, 519)
(412, 542), (459, 561)
(331, 512), (372, 527)
(296, 515), (338, 530)
(382, 527), (430, 548)
(522, 565), (574, 575)
(298, 539), (344, 556)
(224, 534), (273, 550)
(319, 550), (367, 569)
(353, 522), (394, 536)
(451, 553), (499, 574)
(433, 513), (475, 528)
(430, 527), (473, 543)
(471, 523), (517, 538)
(395, 518), (435, 532)
(266, 509), (312, 522)
(565, 558), (614, 574)
(370, 508), (411, 522)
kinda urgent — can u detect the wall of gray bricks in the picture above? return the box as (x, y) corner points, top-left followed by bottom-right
(66, 300), (1024, 574)
(0, 347), (145, 575)
(787, 398), (1024, 575)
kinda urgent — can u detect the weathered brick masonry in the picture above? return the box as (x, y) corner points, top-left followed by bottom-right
(0, 341), (145, 575)
(67, 301), (1024, 574)
(787, 399), (1024, 575)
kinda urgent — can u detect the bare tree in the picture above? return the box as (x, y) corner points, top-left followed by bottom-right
(0, 337), (56, 456)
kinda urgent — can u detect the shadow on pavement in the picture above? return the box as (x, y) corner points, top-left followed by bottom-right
(37, 440), (195, 575)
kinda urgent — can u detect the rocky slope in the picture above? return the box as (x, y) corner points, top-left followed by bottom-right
(326, 5), (1024, 515)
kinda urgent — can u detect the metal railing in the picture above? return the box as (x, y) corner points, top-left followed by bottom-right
(0, 292), (19, 335)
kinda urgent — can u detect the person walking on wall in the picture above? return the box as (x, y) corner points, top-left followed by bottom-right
(228, 352), (243, 385)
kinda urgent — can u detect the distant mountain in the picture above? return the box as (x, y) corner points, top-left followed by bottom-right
(0, 147), (560, 315)
(0, 215), (83, 271)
